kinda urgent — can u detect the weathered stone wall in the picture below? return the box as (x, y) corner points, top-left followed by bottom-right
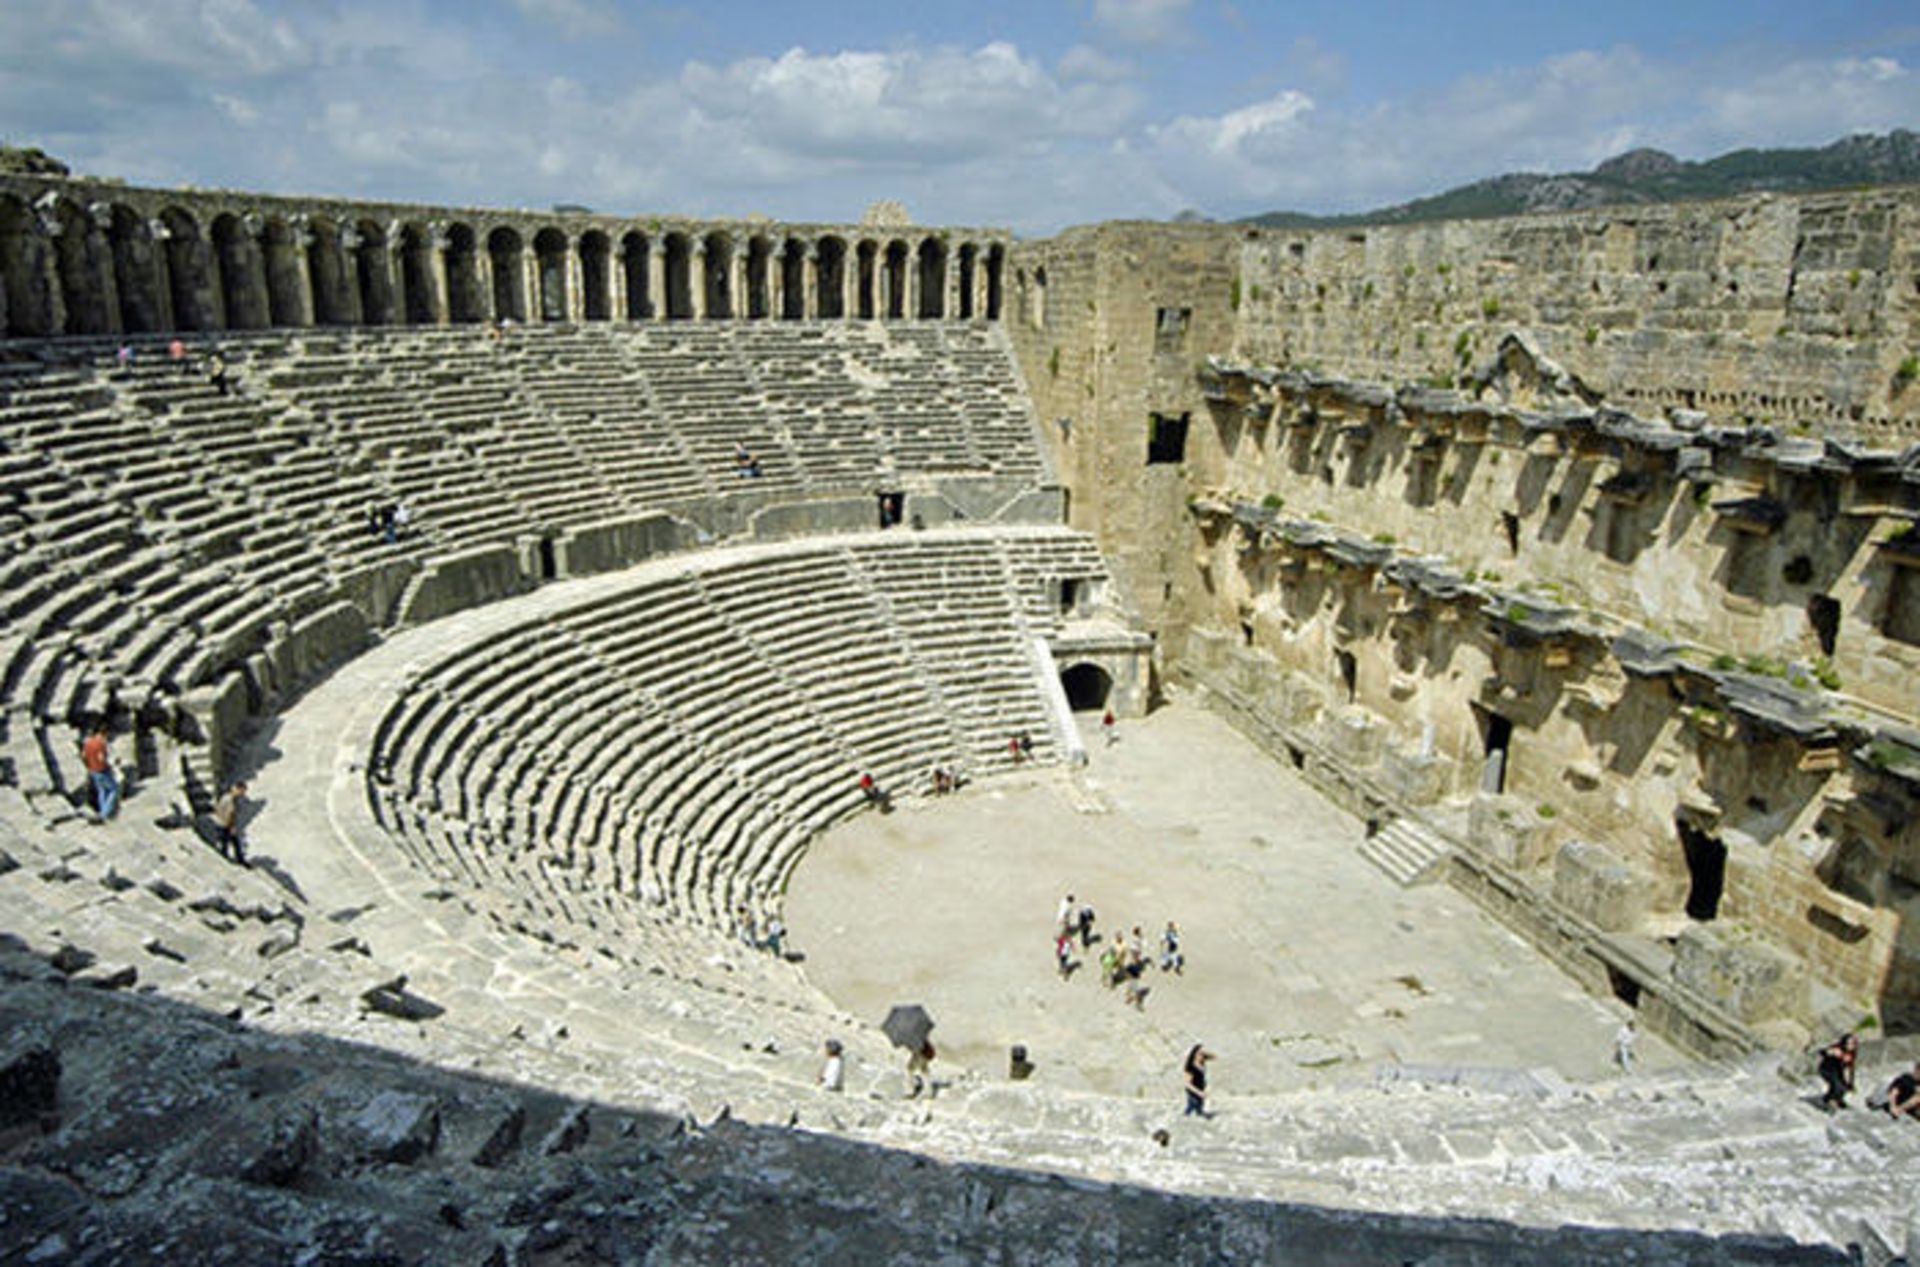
(1233, 191), (1920, 446)
(1010, 189), (1920, 1040)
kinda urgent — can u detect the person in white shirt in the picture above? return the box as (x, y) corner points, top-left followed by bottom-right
(819, 1039), (844, 1092)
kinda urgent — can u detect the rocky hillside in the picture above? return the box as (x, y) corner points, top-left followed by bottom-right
(1245, 130), (1920, 228)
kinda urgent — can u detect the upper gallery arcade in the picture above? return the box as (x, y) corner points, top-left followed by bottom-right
(0, 175), (1008, 338)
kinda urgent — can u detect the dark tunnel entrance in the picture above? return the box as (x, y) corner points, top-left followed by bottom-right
(1060, 663), (1113, 712)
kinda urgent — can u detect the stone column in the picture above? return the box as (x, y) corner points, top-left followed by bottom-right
(646, 241), (665, 321)
(339, 224), (367, 325)
(905, 258), (921, 322)
(565, 239), (585, 322)
(803, 246), (820, 319)
(84, 202), (125, 335)
(473, 245), (496, 323)
(611, 241), (631, 321)
(843, 254), (858, 323)
(726, 239), (745, 320)
(690, 241), (708, 320)
(429, 222), (452, 325)
(287, 216), (317, 327)
(944, 252), (960, 322)
(147, 217), (178, 332)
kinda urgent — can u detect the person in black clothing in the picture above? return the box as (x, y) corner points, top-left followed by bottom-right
(1183, 1044), (1212, 1118)
(1886, 1062), (1920, 1121)
(1816, 1032), (1858, 1110)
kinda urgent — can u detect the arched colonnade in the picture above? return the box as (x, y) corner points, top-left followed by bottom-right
(0, 187), (1007, 337)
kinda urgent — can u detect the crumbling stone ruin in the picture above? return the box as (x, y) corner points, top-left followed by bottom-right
(1, 170), (1917, 1262)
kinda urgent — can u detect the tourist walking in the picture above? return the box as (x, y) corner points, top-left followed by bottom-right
(1816, 1032), (1858, 1111)
(1614, 1017), (1637, 1074)
(1102, 709), (1118, 746)
(207, 352), (230, 396)
(1077, 900), (1097, 948)
(1057, 893), (1076, 936)
(82, 724), (118, 821)
(906, 1040), (936, 1099)
(1183, 1045), (1213, 1118)
(1159, 921), (1183, 974)
(168, 337), (187, 374)
(212, 781), (248, 864)
(1055, 930), (1075, 979)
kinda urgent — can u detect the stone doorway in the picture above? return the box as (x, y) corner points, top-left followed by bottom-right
(1059, 663), (1113, 712)
(1475, 708), (1512, 794)
(1676, 819), (1726, 921)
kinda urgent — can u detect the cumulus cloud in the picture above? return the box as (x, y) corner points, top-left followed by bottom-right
(4, 2), (1919, 235)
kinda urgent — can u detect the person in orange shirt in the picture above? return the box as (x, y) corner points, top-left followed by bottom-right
(82, 725), (118, 820)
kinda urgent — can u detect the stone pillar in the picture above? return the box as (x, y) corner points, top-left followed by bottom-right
(473, 245), (496, 323)
(726, 239), (745, 320)
(611, 241), (630, 321)
(945, 253), (960, 322)
(287, 217), (317, 327)
(84, 202), (124, 335)
(339, 224), (367, 325)
(565, 239), (585, 322)
(803, 246), (820, 319)
(904, 258), (920, 322)
(519, 246), (539, 324)
(31, 200), (70, 335)
(148, 217), (177, 332)
(646, 241), (665, 322)
(429, 222), (452, 326)
(843, 255), (858, 324)
(690, 241), (708, 321)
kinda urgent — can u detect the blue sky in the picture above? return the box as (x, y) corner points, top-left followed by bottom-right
(2, 1), (1916, 234)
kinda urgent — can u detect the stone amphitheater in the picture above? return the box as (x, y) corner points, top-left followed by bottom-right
(1, 173), (1918, 1264)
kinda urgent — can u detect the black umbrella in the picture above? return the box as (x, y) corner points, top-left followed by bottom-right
(882, 1004), (935, 1051)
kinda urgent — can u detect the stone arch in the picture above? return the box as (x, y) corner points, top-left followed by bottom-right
(533, 227), (568, 322)
(916, 238), (946, 319)
(663, 233), (693, 319)
(161, 207), (215, 331)
(884, 240), (909, 319)
(107, 205), (163, 333)
(744, 235), (773, 319)
(855, 239), (878, 320)
(445, 223), (484, 323)
(211, 212), (268, 329)
(621, 231), (651, 319)
(397, 222), (436, 324)
(816, 236), (847, 319)
(0, 193), (55, 336)
(50, 198), (111, 334)
(1060, 662), (1114, 712)
(956, 243), (977, 320)
(579, 229), (611, 321)
(306, 217), (351, 326)
(985, 244), (1004, 321)
(260, 217), (306, 327)
(353, 219), (394, 326)
(487, 225), (526, 322)
(702, 231), (732, 319)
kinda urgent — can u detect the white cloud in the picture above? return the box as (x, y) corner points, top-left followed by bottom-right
(1088, 0), (1192, 47)
(1058, 43), (1134, 82)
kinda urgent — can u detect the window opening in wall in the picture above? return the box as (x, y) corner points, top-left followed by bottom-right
(1060, 663), (1113, 712)
(1808, 594), (1840, 657)
(876, 491), (905, 529)
(1883, 564), (1920, 646)
(1240, 620), (1255, 647)
(1604, 964), (1642, 1009)
(1154, 307), (1192, 354)
(1477, 709), (1512, 794)
(1677, 819), (1727, 921)
(1059, 579), (1082, 615)
(1335, 649), (1358, 704)
(1500, 511), (1520, 555)
(538, 537), (558, 581)
(1147, 413), (1189, 465)
(1782, 554), (1814, 586)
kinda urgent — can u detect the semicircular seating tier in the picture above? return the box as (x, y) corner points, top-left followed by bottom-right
(0, 321), (1051, 812)
(363, 526), (1111, 949)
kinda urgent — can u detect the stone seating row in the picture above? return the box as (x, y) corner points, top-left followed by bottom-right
(366, 529), (1106, 954)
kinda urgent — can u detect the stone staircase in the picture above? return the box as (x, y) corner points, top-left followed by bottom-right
(1358, 814), (1452, 886)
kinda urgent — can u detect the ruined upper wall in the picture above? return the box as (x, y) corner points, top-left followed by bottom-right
(0, 174), (1008, 337)
(1234, 189), (1920, 447)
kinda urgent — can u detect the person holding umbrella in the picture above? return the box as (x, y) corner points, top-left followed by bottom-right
(882, 1004), (937, 1099)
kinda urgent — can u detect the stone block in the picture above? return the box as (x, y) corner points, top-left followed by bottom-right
(1321, 708), (1384, 767)
(1672, 924), (1809, 1024)
(1469, 795), (1554, 871)
(1552, 840), (1651, 932)
(349, 1091), (440, 1165)
(553, 513), (693, 578)
(1381, 745), (1449, 806)
(397, 545), (533, 626)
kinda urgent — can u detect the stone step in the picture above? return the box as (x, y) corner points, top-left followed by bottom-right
(1358, 816), (1451, 886)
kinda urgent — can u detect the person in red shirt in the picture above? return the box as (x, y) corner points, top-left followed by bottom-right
(82, 725), (118, 820)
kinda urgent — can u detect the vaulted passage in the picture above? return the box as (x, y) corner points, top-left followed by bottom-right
(1060, 663), (1113, 711)
(488, 226), (525, 322)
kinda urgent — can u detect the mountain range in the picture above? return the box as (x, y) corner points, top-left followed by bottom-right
(1241, 129), (1920, 228)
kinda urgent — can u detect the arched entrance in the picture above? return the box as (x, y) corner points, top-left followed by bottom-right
(1676, 818), (1726, 922)
(1060, 663), (1113, 712)
(533, 227), (568, 321)
(487, 226), (526, 322)
(579, 230), (611, 320)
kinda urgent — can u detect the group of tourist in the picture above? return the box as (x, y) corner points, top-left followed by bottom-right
(78, 726), (250, 865)
(734, 902), (788, 958)
(365, 500), (414, 545)
(1814, 1032), (1920, 1120)
(1051, 893), (1184, 1012)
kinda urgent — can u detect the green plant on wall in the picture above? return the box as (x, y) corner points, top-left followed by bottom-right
(1896, 355), (1919, 391)
(1048, 347), (1060, 379)
(1229, 277), (1242, 310)
(1584, 325), (1599, 346)
(1480, 297), (1501, 319)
